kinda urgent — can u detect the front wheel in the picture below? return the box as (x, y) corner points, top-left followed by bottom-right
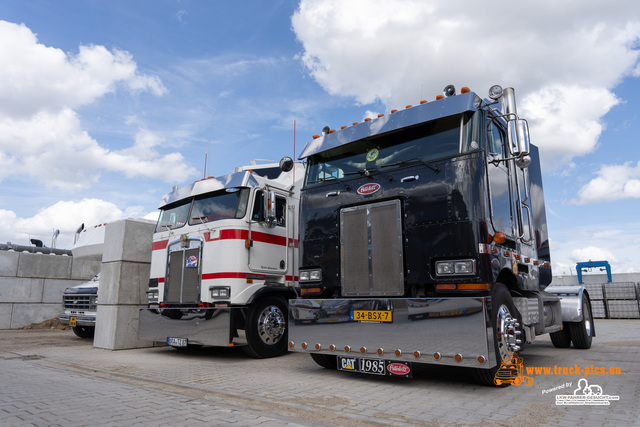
(72, 326), (94, 339)
(568, 297), (593, 349)
(310, 353), (338, 369)
(243, 296), (288, 358)
(474, 283), (523, 387)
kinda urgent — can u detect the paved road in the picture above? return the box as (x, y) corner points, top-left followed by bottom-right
(0, 319), (638, 426)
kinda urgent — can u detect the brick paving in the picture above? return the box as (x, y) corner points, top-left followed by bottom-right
(0, 319), (638, 426)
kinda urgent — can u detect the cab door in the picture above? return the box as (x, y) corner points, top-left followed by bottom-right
(248, 190), (289, 275)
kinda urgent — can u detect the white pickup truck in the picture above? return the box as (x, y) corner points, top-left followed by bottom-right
(59, 273), (100, 338)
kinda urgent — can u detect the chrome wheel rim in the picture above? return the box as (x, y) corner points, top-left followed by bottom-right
(496, 304), (520, 360)
(257, 305), (285, 345)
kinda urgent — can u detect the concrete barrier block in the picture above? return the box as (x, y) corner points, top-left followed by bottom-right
(0, 277), (44, 303)
(9, 303), (61, 328)
(0, 251), (20, 277)
(94, 304), (153, 350)
(70, 259), (101, 280)
(99, 261), (151, 305)
(17, 252), (72, 279)
(102, 219), (155, 264)
(0, 304), (12, 329)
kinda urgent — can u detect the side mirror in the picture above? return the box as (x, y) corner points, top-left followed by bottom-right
(279, 157), (294, 172)
(262, 190), (277, 227)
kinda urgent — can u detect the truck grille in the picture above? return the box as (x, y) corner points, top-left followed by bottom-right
(340, 199), (404, 296)
(165, 243), (202, 304)
(63, 295), (96, 311)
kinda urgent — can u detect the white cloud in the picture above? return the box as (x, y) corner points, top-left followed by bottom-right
(0, 21), (165, 119)
(0, 199), (133, 249)
(573, 161), (640, 204)
(0, 20), (197, 190)
(291, 0), (640, 166)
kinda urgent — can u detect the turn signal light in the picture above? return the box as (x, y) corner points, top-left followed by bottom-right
(493, 232), (506, 244)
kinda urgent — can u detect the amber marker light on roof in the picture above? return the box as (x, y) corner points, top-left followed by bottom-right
(436, 95), (444, 100)
(420, 100), (428, 104)
(391, 109), (398, 113)
(461, 87), (471, 93)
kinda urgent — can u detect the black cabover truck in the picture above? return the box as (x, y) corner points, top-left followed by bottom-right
(288, 85), (594, 386)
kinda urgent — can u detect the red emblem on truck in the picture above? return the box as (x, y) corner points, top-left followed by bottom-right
(357, 183), (381, 195)
(387, 363), (411, 376)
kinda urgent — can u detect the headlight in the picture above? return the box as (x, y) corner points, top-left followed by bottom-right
(435, 260), (475, 276)
(300, 269), (322, 282)
(146, 290), (158, 303)
(210, 287), (230, 299)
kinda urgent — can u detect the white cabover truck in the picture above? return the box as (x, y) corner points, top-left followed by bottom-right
(138, 158), (304, 358)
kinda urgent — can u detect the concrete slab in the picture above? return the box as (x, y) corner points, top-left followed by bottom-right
(9, 303), (60, 328)
(0, 277), (44, 303)
(99, 261), (150, 305)
(94, 304), (153, 350)
(0, 251), (19, 277)
(102, 219), (155, 264)
(0, 304), (12, 329)
(16, 252), (72, 279)
(70, 258), (101, 280)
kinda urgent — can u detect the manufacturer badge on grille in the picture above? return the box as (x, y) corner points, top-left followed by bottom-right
(185, 255), (198, 268)
(357, 183), (381, 195)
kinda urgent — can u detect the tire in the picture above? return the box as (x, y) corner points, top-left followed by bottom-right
(72, 326), (95, 339)
(310, 353), (338, 369)
(550, 325), (572, 348)
(568, 297), (593, 349)
(474, 283), (522, 387)
(243, 296), (288, 358)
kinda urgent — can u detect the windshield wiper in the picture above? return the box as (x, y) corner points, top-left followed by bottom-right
(380, 158), (440, 173)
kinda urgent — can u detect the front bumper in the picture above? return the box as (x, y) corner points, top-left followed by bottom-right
(138, 307), (247, 347)
(59, 314), (96, 326)
(288, 297), (496, 369)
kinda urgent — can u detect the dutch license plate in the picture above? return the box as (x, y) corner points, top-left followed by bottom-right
(167, 337), (188, 347)
(350, 310), (392, 322)
(69, 316), (77, 327)
(337, 356), (412, 378)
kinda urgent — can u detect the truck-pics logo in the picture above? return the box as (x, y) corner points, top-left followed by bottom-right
(494, 353), (534, 386)
(357, 183), (381, 195)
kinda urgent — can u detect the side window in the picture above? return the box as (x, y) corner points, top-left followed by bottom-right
(488, 122), (505, 159)
(252, 191), (263, 221)
(275, 196), (286, 227)
(251, 191), (286, 227)
(486, 122), (513, 236)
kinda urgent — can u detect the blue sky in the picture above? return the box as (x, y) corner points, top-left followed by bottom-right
(0, 0), (639, 276)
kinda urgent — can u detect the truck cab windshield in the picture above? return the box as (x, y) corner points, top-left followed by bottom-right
(305, 112), (481, 186)
(155, 188), (250, 232)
